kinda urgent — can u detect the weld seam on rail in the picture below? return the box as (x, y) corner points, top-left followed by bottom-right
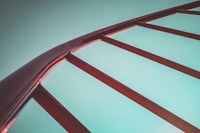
(33, 84), (90, 133)
(101, 36), (200, 79)
(137, 22), (200, 41)
(66, 53), (199, 133)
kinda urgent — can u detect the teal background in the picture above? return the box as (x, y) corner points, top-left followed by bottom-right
(0, 0), (199, 132)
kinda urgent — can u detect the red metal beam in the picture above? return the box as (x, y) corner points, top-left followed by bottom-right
(33, 84), (90, 133)
(101, 36), (200, 79)
(137, 22), (200, 41)
(66, 53), (199, 133)
(177, 9), (200, 15)
(1, 1), (200, 131)
(100, 1), (200, 37)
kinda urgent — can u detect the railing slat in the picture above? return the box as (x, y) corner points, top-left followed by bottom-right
(33, 84), (90, 133)
(101, 36), (200, 79)
(66, 53), (199, 133)
(137, 22), (200, 41)
(177, 9), (200, 15)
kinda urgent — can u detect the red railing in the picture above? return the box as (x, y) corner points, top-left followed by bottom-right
(0, 1), (200, 132)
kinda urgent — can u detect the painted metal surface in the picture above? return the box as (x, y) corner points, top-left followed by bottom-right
(0, 1), (199, 132)
(66, 53), (199, 133)
(33, 84), (90, 133)
(137, 22), (200, 40)
(101, 35), (200, 79)
(177, 9), (200, 15)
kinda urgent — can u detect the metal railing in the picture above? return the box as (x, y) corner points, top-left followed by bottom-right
(0, 1), (200, 132)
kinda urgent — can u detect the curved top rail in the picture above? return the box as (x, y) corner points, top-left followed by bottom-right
(0, 0), (200, 131)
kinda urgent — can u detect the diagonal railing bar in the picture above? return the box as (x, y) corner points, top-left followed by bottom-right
(101, 36), (200, 79)
(100, 1), (200, 37)
(177, 9), (200, 15)
(33, 84), (90, 133)
(66, 53), (200, 133)
(137, 22), (200, 41)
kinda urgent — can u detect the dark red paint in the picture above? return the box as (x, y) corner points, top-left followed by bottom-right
(101, 36), (200, 79)
(0, 1), (200, 132)
(33, 85), (90, 133)
(66, 53), (199, 133)
(137, 22), (200, 41)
